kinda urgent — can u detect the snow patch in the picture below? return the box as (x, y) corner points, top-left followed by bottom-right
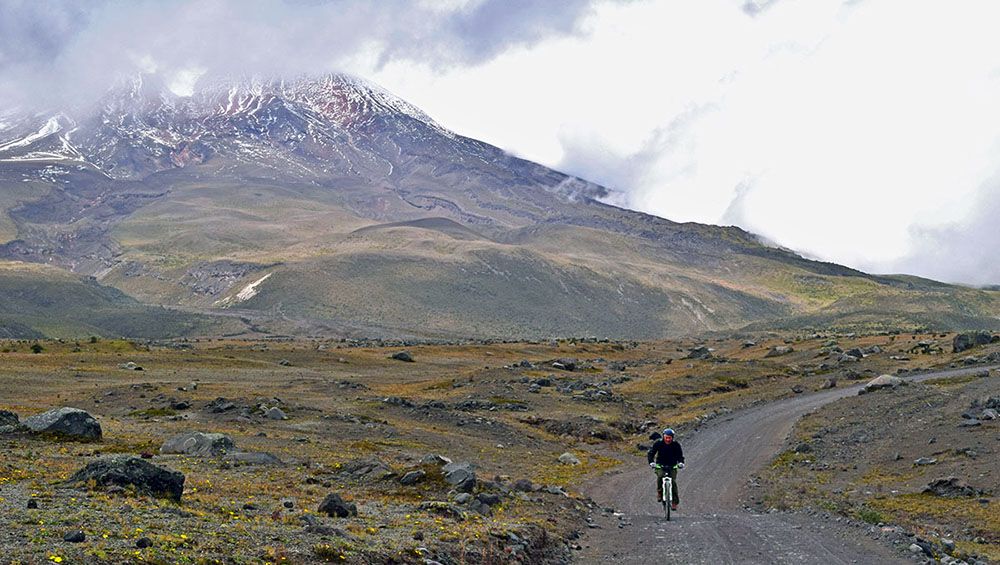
(221, 273), (273, 305)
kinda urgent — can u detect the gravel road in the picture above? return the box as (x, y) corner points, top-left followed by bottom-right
(579, 366), (997, 564)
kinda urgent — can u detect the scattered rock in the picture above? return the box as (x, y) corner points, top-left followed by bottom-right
(923, 477), (981, 498)
(685, 346), (712, 360)
(23, 407), (102, 441)
(277, 359), (291, 366)
(443, 462), (477, 492)
(512, 479), (536, 492)
(764, 346), (794, 358)
(135, 537), (153, 548)
(68, 456), (185, 501)
(958, 419), (982, 428)
(264, 407), (288, 420)
(790, 385), (804, 394)
(26, 500), (38, 509)
(63, 531), (86, 543)
(399, 470), (426, 485)
(0, 410), (22, 433)
(558, 452), (581, 466)
(981, 408), (998, 421)
(338, 458), (395, 482)
(860, 374), (905, 394)
(952, 331), (997, 353)
(420, 454), (452, 466)
(160, 431), (235, 456)
(391, 351), (414, 362)
(118, 361), (143, 371)
(420, 501), (464, 520)
(821, 378), (837, 389)
(913, 457), (937, 466)
(318, 493), (358, 518)
(552, 358), (577, 371)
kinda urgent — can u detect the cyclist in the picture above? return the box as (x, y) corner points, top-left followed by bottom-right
(647, 428), (685, 509)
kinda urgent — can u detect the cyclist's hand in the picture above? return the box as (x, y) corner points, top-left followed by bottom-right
(677, 463), (685, 469)
(649, 462), (656, 469)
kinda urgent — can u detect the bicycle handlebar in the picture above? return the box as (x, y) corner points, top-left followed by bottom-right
(651, 463), (682, 470)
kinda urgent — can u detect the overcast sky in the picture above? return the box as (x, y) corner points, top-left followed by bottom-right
(2, 0), (999, 285)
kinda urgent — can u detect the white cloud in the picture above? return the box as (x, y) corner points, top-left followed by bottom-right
(364, 0), (1000, 284)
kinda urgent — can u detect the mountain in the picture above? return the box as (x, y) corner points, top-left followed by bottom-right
(0, 73), (998, 339)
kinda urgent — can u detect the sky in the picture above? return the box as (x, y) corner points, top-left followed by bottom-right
(1, 0), (999, 285)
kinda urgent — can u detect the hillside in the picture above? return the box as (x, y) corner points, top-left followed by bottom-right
(0, 73), (997, 339)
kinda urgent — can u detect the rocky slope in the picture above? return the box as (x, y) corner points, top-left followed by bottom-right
(1, 73), (998, 339)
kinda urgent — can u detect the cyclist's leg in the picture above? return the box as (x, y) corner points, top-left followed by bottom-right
(655, 466), (665, 500)
(669, 466), (679, 504)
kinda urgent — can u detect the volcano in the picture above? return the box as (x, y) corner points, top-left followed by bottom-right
(0, 74), (997, 339)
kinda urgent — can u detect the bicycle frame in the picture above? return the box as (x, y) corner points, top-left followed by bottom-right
(653, 463), (677, 520)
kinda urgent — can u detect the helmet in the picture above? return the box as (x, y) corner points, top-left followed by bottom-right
(662, 428), (675, 437)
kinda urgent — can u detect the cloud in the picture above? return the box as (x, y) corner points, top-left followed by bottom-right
(888, 183), (1000, 286)
(0, 0), (608, 108)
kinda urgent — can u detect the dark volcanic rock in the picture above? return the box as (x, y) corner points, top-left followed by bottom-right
(685, 346), (711, 360)
(69, 456), (185, 501)
(764, 346), (794, 358)
(23, 407), (102, 441)
(923, 477), (982, 498)
(442, 462), (477, 492)
(318, 493), (358, 518)
(399, 470), (426, 485)
(953, 331), (997, 353)
(0, 410), (22, 433)
(391, 350), (414, 362)
(160, 431), (235, 456)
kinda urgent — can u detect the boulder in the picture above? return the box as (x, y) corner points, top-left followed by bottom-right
(318, 493), (358, 518)
(399, 470), (426, 485)
(442, 462), (477, 492)
(764, 346), (794, 358)
(685, 346), (711, 360)
(68, 456), (184, 501)
(391, 351), (414, 362)
(160, 431), (235, 456)
(558, 452), (581, 466)
(264, 407), (288, 420)
(0, 410), (22, 433)
(24, 407), (102, 441)
(338, 458), (395, 482)
(420, 454), (452, 466)
(953, 331), (997, 353)
(552, 358), (577, 371)
(843, 348), (865, 359)
(860, 375), (905, 393)
(923, 477), (981, 498)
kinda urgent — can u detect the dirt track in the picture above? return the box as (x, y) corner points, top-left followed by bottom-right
(580, 366), (996, 564)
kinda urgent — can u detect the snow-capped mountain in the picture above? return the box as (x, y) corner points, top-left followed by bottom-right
(1, 74), (997, 340)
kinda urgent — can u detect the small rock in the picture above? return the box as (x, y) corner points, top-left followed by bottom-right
(317, 493), (358, 518)
(420, 454), (452, 466)
(959, 419), (982, 428)
(26, 499), (38, 509)
(63, 531), (86, 543)
(914, 457), (937, 466)
(764, 346), (794, 358)
(278, 359), (291, 366)
(399, 470), (426, 485)
(391, 351), (414, 362)
(981, 408), (998, 421)
(923, 477), (981, 498)
(791, 385), (805, 394)
(135, 537), (153, 548)
(454, 493), (473, 504)
(558, 452), (581, 466)
(861, 374), (905, 393)
(264, 407), (288, 420)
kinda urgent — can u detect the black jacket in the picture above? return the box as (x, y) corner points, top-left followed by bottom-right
(647, 439), (684, 467)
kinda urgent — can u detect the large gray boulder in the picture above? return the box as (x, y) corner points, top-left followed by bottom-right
(953, 331), (997, 353)
(860, 374), (905, 394)
(68, 456), (185, 501)
(442, 462), (477, 492)
(160, 432), (235, 456)
(24, 407), (102, 441)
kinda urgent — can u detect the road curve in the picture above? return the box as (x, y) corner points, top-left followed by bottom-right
(579, 366), (996, 564)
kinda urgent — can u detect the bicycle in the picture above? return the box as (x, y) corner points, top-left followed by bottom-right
(652, 463), (682, 520)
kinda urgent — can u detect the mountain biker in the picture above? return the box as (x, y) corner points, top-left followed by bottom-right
(648, 428), (685, 509)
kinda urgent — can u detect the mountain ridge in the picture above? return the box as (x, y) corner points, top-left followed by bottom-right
(0, 73), (997, 339)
